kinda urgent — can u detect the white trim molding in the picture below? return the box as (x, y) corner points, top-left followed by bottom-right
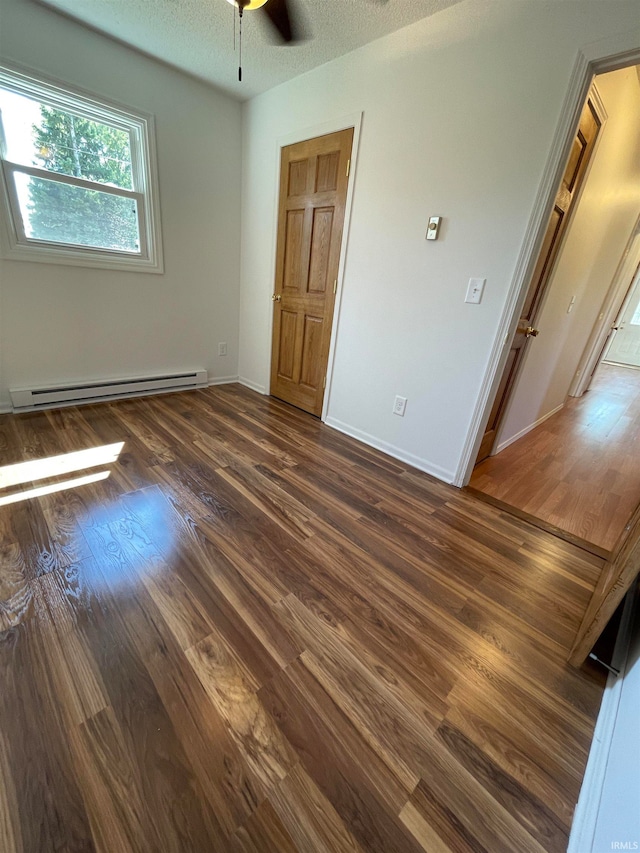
(493, 403), (564, 455)
(326, 416), (456, 484)
(568, 583), (638, 853)
(238, 376), (268, 395)
(454, 38), (640, 488)
(207, 375), (239, 387)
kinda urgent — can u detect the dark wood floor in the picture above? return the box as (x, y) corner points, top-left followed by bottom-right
(0, 384), (607, 852)
(471, 363), (640, 553)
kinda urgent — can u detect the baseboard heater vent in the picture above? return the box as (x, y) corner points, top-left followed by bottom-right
(10, 370), (208, 412)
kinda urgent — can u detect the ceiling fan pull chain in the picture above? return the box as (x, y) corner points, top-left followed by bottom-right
(238, 5), (243, 81)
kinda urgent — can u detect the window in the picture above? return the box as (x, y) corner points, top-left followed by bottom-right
(0, 64), (163, 272)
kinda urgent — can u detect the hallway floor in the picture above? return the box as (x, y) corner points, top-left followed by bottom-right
(470, 363), (640, 553)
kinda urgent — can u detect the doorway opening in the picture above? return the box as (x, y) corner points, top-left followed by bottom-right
(468, 62), (640, 556)
(601, 262), (640, 370)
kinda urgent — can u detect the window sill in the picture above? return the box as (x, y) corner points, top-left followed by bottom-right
(0, 240), (164, 274)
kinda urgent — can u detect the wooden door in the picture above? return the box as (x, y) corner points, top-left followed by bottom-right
(476, 96), (602, 463)
(270, 128), (353, 416)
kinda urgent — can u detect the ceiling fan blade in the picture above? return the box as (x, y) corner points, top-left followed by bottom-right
(260, 0), (300, 44)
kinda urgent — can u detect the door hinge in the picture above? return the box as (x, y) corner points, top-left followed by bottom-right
(346, 159), (350, 178)
(323, 375), (326, 390)
(333, 279), (337, 294)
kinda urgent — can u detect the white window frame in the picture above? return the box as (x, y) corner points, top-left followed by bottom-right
(0, 63), (163, 273)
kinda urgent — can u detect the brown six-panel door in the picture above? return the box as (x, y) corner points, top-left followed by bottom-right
(270, 128), (353, 416)
(476, 96), (601, 463)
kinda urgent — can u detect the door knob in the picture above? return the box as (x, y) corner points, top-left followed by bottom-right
(524, 326), (540, 338)
(271, 294), (281, 302)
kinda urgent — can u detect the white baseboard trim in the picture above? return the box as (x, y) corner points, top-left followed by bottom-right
(207, 375), (239, 387)
(567, 583), (638, 853)
(325, 416), (455, 484)
(493, 403), (564, 455)
(0, 403), (11, 414)
(238, 376), (268, 395)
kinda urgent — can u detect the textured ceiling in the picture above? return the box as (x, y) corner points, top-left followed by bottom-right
(36, 0), (467, 99)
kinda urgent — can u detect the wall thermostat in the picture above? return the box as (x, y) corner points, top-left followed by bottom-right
(426, 216), (442, 240)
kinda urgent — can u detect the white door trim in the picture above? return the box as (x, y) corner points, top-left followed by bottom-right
(567, 581), (639, 853)
(266, 112), (363, 422)
(454, 35), (640, 488)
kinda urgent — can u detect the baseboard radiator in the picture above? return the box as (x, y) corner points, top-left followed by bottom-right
(10, 369), (208, 413)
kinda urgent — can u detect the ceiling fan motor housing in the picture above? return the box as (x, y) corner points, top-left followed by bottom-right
(226, 0), (269, 10)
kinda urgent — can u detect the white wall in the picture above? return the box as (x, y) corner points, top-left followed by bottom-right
(497, 65), (640, 452)
(0, 0), (242, 410)
(239, 0), (640, 482)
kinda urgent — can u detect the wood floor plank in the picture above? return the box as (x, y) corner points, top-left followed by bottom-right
(454, 598), (604, 719)
(0, 520), (30, 632)
(74, 557), (227, 852)
(0, 729), (22, 853)
(275, 592), (444, 734)
(0, 383), (608, 851)
(404, 775), (546, 853)
(259, 660), (425, 853)
(0, 623), (97, 852)
(71, 705), (165, 853)
(232, 797), (300, 853)
(186, 631), (299, 791)
(444, 703), (578, 826)
(470, 363), (640, 551)
(399, 800), (455, 853)
(71, 404), (162, 493)
(0, 499), (63, 579)
(140, 561), (217, 650)
(435, 722), (569, 853)
(114, 574), (265, 839)
(33, 570), (109, 725)
(215, 462), (314, 543)
(194, 535), (303, 669)
(269, 763), (365, 853)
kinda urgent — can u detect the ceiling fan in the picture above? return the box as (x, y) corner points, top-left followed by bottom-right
(225, 0), (389, 51)
(225, 0), (300, 49)
(226, 0), (388, 80)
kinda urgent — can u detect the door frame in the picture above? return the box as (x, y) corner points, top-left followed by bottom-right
(474, 85), (606, 464)
(454, 37), (640, 487)
(568, 216), (640, 396)
(267, 112), (363, 422)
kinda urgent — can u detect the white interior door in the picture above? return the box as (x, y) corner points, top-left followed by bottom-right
(604, 269), (640, 368)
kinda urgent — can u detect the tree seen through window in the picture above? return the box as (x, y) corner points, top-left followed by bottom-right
(28, 106), (139, 251)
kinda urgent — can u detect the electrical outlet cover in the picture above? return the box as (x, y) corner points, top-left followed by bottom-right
(393, 396), (407, 416)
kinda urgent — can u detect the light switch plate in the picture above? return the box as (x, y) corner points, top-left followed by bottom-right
(465, 278), (486, 304)
(426, 217), (441, 240)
